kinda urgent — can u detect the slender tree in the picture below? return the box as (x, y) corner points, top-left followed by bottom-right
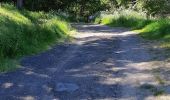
(17, 0), (23, 9)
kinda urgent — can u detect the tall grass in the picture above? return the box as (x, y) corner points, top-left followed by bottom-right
(0, 4), (72, 72)
(95, 9), (170, 40)
(95, 10), (152, 29)
(139, 19), (170, 39)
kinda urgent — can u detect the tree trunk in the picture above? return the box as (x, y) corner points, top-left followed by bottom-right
(17, 0), (23, 9)
(31, 0), (35, 10)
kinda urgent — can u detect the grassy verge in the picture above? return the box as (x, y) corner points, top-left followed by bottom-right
(139, 19), (170, 39)
(95, 10), (152, 29)
(95, 10), (170, 40)
(0, 4), (72, 72)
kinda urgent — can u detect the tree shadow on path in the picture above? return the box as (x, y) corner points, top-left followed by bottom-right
(0, 24), (169, 100)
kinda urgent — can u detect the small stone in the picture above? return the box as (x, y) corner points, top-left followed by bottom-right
(55, 82), (79, 92)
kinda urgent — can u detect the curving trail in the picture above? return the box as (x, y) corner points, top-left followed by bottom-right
(0, 23), (158, 100)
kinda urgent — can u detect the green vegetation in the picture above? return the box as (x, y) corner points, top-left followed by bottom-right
(153, 89), (165, 96)
(94, 0), (170, 41)
(1, 0), (115, 22)
(140, 83), (165, 96)
(95, 9), (170, 40)
(95, 10), (152, 29)
(0, 4), (72, 72)
(139, 19), (170, 40)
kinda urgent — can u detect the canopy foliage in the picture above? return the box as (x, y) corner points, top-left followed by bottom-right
(1, 0), (170, 21)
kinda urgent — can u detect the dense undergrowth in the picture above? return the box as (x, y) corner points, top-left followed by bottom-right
(95, 10), (170, 40)
(0, 4), (72, 72)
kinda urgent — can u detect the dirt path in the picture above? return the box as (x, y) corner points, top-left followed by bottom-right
(0, 23), (161, 100)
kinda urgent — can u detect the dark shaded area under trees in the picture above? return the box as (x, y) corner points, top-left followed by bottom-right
(0, 0), (115, 22)
(0, 0), (170, 21)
